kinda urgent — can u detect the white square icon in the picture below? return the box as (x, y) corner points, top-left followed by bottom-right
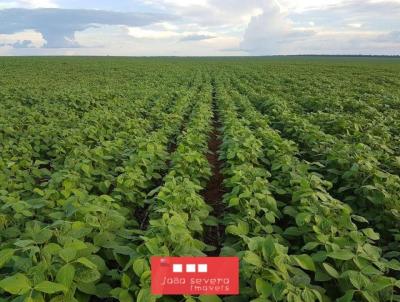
(173, 264), (182, 273)
(198, 264), (208, 273)
(186, 264), (196, 272)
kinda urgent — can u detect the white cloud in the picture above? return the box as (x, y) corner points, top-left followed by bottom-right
(0, 0), (399, 55)
(153, 22), (180, 31)
(241, 0), (400, 55)
(71, 24), (243, 56)
(348, 23), (363, 28)
(142, 0), (265, 32)
(278, 0), (346, 12)
(241, 1), (315, 54)
(0, 45), (13, 54)
(0, 8), (173, 48)
(0, 29), (45, 47)
(144, 0), (208, 8)
(181, 33), (215, 41)
(128, 27), (179, 39)
(291, 30), (400, 55)
(21, 0), (57, 8)
(0, 0), (57, 9)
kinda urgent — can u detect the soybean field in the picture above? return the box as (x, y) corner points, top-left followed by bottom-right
(1, 57), (400, 302)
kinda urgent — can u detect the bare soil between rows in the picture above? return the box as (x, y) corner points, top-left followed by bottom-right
(202, 90), (225, 256)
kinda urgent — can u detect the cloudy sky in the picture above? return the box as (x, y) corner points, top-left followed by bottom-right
(0, 0), (399, 56)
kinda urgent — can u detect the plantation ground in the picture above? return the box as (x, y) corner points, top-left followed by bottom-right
(0, 57), (400, 302)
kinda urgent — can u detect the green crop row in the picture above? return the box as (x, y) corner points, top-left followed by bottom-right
(230, 78), (400, 260)
(234, 72), (400, 173)
(216, 79), (330, 302)
(224, 81), (400, 301)
(0, 69), (200, 301)
(1, 57), (400, 302)
(109, 81), (217, 302)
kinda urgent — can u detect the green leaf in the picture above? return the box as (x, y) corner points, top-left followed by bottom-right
(337, 290), (355, 302)
(42, 243), (61, 257)
(34, 229), (53, 244)
(78, 281), (97, 295)
(262, 236), (276, 260)
(137, 288), (156, 302)
(352, 215), (368, 223)
(133, 258), (149, 277)
(272, 282), (286, 300)
(293, 254), (316, 272)
(312, 251), (327, 263)
(75, 257), (97, 269)
(295, 213), (312, 226)
(367, 276), (394, 292)
(322, 262), (339, 278)
(361, 291), (378, 302)
(121, 274), (131, 289)
(204, 216), (219, 226)
(81, 164), (91, 175)
(199, 296), (222, 302)
(256, 278), (272, 297)
(301, 242), (319, 251)
(388, 259), (400, 271)
(100, 195), (114, 202)
(284, 227), (302, 236)
(96, 283), (112, 298)
(14, 240), (35, 248)
(328, 250), (354, 261)
(243, 251), (263, 268)
(362, 228), (380, 240)
(59, 248), (77, 263)
(56, 263), (75, 288)
(0, 248), (15, 268)
(228, 197), (239, 207)
(225, 221), (249, 236)
(0, 273), (31, 295)
(34, 281), (68, 294)
(75, 268), (101, 283)
(301, 288), (316, 302)
(348, 272), (369, 290)
(119, 289), (133, 302)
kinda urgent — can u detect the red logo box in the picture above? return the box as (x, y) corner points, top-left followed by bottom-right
(151, 257), (239, 295)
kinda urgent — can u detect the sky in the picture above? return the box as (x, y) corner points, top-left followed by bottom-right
(0, 0), (399, 56)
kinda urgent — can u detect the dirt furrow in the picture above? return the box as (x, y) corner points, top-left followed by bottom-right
(203, 84), (225, 256)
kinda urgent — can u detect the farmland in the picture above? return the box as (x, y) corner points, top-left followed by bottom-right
(0, 56), (400, 302)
